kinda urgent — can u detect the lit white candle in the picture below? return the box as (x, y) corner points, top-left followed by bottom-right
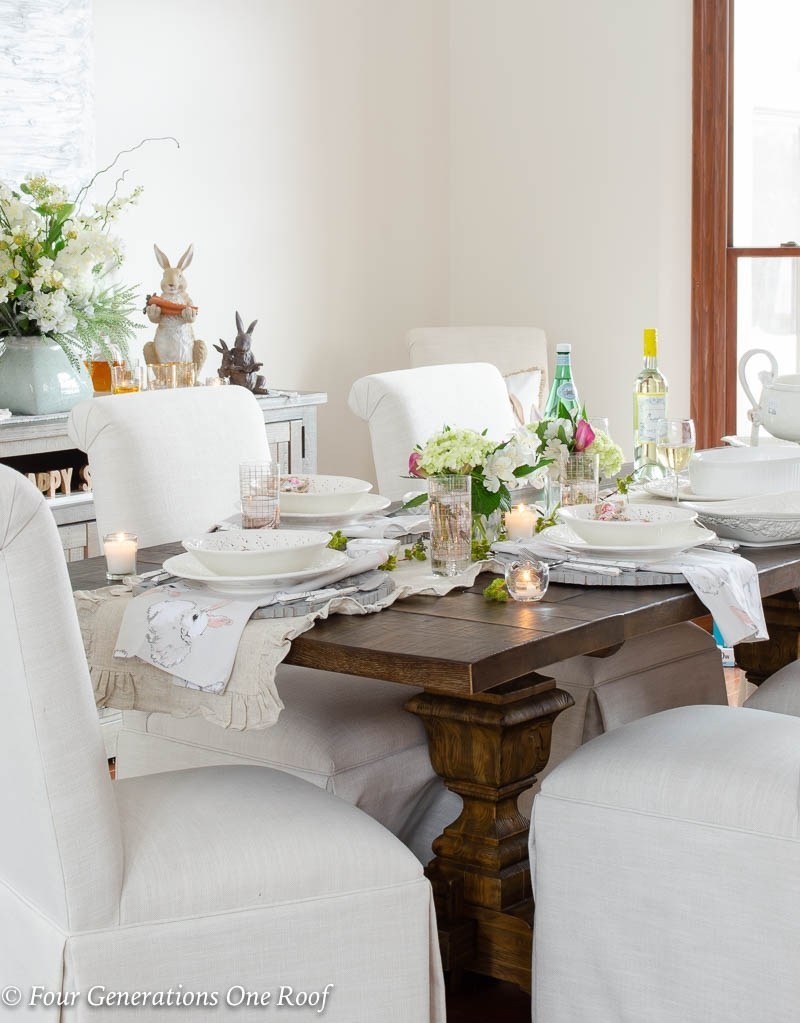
(103, 532), (138, 579)
(505, 503), (537, 540)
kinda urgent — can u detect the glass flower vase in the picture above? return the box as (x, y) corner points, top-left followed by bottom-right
(428, 474), (472, 577)
(472, 509), (502, 554)
(545, 452), (600, 514)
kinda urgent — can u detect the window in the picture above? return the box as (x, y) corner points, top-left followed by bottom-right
(692, 0), (800, 447)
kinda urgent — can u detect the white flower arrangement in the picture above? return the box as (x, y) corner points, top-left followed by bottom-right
(527, 404), (624, 481)
(408, 425), (552, 518)
(0, 139), (177, 368)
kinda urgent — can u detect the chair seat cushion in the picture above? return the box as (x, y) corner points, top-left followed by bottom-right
(116, 764), (423, 925)
(117, 665), (443, 840)
(743, 659), (800, 716)
(539, 704), (800, 837)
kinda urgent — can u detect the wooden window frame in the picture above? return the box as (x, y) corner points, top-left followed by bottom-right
(692, 0), (800, 448)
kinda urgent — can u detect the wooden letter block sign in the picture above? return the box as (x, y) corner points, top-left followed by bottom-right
(26, 465), (91, 499)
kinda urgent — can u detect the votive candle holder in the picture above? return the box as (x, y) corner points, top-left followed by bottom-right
(504, 559), (549, 602)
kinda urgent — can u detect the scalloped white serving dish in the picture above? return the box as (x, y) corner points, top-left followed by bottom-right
(279, 475), (373, 514)
(182, 529), (331, 575)
(686, 491), (800, 545)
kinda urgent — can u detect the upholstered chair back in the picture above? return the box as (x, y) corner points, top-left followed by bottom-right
(0, 466), (122, 931)
(68, 387), (269, 547)
(407, 326), (550, 424)
(348, 362), (518, 500)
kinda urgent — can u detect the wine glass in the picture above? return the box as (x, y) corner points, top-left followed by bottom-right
(655, 418), (696, 502)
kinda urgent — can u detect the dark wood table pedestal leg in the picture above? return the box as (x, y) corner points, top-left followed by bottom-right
(735, 590), (800, 685)
(406, 677), (573, 993)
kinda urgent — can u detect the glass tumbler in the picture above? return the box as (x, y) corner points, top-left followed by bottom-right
(239, 462), (280, 528)
(428, 474), (472, 577)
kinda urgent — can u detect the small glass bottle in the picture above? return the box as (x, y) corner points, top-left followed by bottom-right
(633, 328), (669, 480)
(543, 342), (580, 418)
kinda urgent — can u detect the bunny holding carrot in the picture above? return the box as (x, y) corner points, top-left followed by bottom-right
(144, 243), (207, 375)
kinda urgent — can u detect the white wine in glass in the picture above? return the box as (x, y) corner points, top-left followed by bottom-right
(656, 419), (696, 501)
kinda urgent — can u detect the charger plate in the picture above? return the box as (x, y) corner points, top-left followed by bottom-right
(548, 564), (688, 587)
(162, 549), (348, 596)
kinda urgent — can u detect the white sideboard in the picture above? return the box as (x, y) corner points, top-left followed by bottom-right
(0, 390), (327, 561)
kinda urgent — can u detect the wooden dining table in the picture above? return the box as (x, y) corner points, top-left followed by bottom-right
(68, 540), (800, 992)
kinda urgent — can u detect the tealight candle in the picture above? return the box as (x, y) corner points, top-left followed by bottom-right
(504, 559), (549, 602)
(505, 503), (537, 541)
(103, 532), (138, 580)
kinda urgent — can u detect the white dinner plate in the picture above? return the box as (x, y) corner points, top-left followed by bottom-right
(543, 523), (717, 562)
(277, 493), (392, 525)
(162, 548), (348, 596)
(642, 479), (732, 503)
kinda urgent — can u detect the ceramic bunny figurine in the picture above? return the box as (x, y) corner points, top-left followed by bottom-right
(214, 312), (269, 393)
(144, 243), (207, 375)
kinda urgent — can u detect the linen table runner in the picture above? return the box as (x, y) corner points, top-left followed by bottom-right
(75, 557), (486, 730)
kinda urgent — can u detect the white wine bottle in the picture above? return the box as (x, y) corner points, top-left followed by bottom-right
(633, 328), (668, 479)
(543, 342), (580, 418)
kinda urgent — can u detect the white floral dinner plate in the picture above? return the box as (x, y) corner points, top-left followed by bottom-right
(162, 549), (348, 596)
(279, 493), (392, 525)
(543, 524), (716, 562)
(642, 479), (732, 502)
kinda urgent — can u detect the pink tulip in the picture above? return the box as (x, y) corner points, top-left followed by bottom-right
(408, 450), (426, 477)
(574, 419), (596, 452)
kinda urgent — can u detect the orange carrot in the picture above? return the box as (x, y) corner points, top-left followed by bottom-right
(147, 294), (198, 315)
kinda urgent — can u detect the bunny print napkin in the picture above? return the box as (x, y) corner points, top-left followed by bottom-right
(114, 581), (262, 694)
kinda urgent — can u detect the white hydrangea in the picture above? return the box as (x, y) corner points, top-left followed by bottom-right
(417, 427), (495, 476)
(587, 429), (624, 477)
(24, 290), (77, 334)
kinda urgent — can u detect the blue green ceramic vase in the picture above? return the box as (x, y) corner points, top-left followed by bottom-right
(0, 336), (92, 416)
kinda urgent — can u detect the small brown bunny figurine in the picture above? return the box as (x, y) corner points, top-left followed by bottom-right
(214, 312), (269, 393)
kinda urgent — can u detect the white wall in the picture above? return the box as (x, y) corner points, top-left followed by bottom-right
(93, 0), (692, 479)
(448, 0), (693, 455)
(93, 0), (449, 480)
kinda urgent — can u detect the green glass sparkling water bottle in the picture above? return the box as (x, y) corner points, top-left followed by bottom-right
(543, 342), (580, 418)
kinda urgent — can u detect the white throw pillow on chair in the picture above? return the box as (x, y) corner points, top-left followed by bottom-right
(407, 325), (549, 425)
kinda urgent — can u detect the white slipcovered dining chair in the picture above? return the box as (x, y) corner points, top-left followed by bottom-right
(348, 364), (728, 806)
(0, 464), (445, 1022)
(530, 704), (800, 1023)
(68, 387), (455, 863)
(408, 325), (550, 424)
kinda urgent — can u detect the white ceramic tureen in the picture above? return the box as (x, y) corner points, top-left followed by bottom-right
(739, 348), (800, 444)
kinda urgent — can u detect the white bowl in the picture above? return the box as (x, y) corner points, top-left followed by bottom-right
(556, 503), (699, 547)
(689, 446), (800, 498)
(278, 474), (373, 514)
(182, 530), (332, 576)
